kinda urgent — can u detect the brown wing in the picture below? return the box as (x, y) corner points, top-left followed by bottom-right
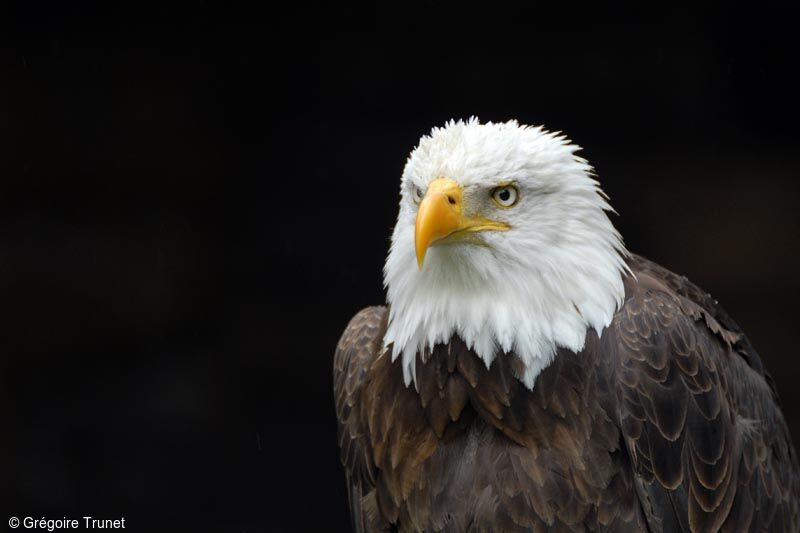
(333, 306), (391, 533)
(628, 253), (767, 376)
(610, 268), (800, 532)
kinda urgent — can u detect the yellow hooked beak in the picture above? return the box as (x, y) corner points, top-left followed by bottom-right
(415, 178), (510, 268)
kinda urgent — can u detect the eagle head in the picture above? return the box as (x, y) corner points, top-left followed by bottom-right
(383, 118), (628, 388)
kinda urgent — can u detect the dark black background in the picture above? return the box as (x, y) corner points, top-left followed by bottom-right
(4, 2), (800, 532)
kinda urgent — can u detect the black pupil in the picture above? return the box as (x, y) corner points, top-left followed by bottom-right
(498, 189), (510, 202)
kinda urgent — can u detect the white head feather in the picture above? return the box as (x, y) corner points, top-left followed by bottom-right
(383, 118), (628, 389)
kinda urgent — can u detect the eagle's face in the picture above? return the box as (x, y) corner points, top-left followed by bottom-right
(383, 119), (628, 388)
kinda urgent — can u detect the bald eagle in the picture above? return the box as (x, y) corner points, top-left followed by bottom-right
(334, 119), (800, 532)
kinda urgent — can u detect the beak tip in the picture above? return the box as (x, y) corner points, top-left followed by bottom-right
(415, 234), (426, 270)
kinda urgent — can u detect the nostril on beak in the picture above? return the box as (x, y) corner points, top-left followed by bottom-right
(447, 195), (457, 205)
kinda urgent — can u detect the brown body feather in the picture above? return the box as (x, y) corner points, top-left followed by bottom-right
(334, 255), (800, 532)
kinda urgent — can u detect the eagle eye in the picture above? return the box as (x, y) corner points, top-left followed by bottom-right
(412, 186), (424, 204)
(491, 185), (519, 208)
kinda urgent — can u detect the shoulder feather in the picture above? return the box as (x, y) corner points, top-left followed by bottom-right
(610, 266), (800, 532)
(333, 306), (390, 533)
